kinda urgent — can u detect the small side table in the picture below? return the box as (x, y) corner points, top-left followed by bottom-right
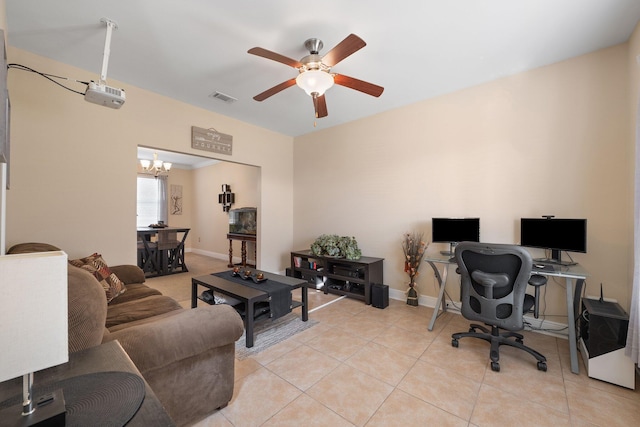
(227, 233), (257, 268)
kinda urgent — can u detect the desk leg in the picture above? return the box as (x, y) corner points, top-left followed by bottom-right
(301, 286), (308, 322)
(427, 261), (449, 331)
(245, 302), (255, 348)
(566, 277), (580, 374)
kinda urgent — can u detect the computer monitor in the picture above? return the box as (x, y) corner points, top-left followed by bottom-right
(432, 217), (480, 256)
(520, 217), (587, 265)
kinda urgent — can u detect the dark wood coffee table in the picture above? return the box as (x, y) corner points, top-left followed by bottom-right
(191, 271), (309, 348)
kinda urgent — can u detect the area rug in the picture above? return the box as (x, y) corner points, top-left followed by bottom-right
(235, 313), (318, 360)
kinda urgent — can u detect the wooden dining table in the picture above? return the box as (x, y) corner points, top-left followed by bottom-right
(137, 226), (190, 276)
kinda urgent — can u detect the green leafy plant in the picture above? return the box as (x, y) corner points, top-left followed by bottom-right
(310, 234), (362, 260)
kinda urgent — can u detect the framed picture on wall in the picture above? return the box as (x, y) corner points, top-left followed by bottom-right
(170, 184), (183, 215)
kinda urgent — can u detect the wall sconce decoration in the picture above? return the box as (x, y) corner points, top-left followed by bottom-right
(218, 184), (235, 212)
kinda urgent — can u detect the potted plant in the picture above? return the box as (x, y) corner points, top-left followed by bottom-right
(402, 232), (428, 306)
(310, 234), (362, 260)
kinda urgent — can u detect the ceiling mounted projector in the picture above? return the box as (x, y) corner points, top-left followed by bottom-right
(84, 18), (125, 109)
(84, 81), (125, 109)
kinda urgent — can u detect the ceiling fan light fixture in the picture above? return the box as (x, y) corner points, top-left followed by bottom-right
(296, 70), (334, 97)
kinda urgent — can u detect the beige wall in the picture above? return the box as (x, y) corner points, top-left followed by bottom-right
(6, 47), (294, 270)
(191, 161), (260, 260)
(162, 167), (194, 245)
(631, 22), (640, 111)
(628, 21), (640, 307)
(143, 160), (260, 261)
(294, 43), (632, 321)
(0, 0), (5, 32)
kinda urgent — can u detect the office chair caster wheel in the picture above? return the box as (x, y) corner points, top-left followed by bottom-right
(451, 339), (459, 348)
(491, 362), (500, 372)
(537, 361), (547, 372)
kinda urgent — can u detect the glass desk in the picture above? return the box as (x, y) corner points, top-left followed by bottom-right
(424, 252), (588, 374)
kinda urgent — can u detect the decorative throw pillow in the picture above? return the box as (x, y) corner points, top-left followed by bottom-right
(69, 253), (126, 303)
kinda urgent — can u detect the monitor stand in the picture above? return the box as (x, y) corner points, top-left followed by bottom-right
(534, 249), (577, 266)
(440, 242), (457, 257)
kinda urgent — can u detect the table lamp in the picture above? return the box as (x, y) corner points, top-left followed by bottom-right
(0, 251), (68, 426)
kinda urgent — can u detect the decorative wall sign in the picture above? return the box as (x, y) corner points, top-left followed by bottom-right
(218, 184), (235, 212)
(170, 184), (183, 215)
(191, 126), (233, 155)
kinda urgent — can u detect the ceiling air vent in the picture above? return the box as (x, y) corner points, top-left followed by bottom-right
(209, 91), (238, 104)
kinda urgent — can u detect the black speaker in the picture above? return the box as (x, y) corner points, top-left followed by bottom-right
(371, 283), (389, 309)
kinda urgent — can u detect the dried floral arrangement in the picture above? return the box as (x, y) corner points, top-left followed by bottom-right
(402, 232), (428, 305)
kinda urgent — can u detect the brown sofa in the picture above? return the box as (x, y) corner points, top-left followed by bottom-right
(8, 243), (244, 426)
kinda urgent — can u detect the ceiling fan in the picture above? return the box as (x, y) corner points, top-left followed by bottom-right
(248, 34), (384, 119)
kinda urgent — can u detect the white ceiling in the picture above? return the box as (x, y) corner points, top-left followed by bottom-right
(6, 1), (640, 137)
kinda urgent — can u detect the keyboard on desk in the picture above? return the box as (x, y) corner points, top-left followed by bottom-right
(533, 263), (556, 272)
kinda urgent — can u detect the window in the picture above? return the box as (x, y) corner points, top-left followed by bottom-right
(137, 176), (167, 227)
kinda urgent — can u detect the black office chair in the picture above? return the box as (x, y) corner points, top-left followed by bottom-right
(451, 242), (547, 372)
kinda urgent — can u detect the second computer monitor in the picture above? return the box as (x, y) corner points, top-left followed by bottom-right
(432, 217), (480, 255)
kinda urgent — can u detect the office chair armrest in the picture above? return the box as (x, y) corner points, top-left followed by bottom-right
(527, 274), (547, 319)
(528, 274), (547, 287)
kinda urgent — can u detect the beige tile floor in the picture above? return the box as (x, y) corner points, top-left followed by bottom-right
(149, 253), (640, 427)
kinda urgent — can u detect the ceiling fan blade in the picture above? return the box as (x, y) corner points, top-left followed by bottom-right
(322, 34), (366, 67)
(334, 74), (384, 97)
(253, 78), (297, 101)
(248, 47), (303, 68)
(312, 94), (328, 118)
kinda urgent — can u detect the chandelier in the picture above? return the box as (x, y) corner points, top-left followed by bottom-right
(139, 152), (172, 177)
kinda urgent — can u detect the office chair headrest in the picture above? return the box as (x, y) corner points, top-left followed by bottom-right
(471, 270), (510, 288)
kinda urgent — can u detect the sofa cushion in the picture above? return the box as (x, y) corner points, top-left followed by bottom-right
(67, 265), (108, 353)
(107, 308), (184, 333)
(106, 295), (182, 329)
(69, 253), (126, 303)
(107, 283), (162, 305)
(7, 242), (62, 254)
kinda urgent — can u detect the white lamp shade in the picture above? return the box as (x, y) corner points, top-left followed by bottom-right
(0, 251), (68, 382)
(296, 70), (334, 96)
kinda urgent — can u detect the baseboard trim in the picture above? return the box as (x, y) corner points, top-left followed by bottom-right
(189, 248), (255, 266)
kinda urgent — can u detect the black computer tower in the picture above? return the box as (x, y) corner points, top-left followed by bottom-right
(579, 298), (635, 389)
(371, 283), (389, 309)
